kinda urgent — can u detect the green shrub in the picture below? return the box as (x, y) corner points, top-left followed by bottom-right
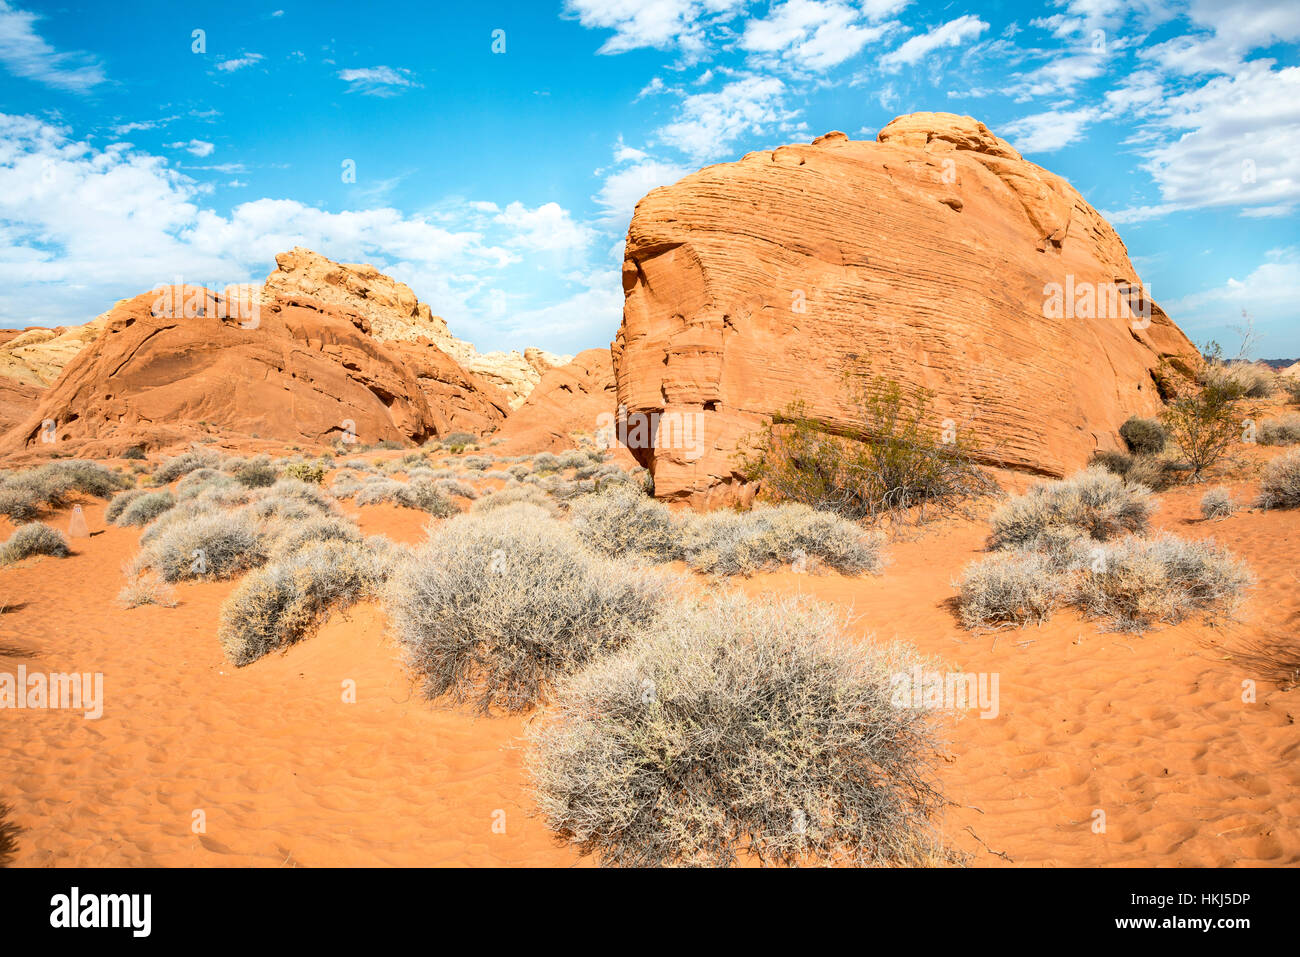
(386, 505), (666, 714)
(987, 467), (1155, 551)
(739, 372), (991, 522)
(0, 523), (70, 564)
(528, 594), (946, 867)
(1161, 379), (1251, 477)
(282, 461), (326, 484)
(353, 478), (455, 515)
(471, 484), (560, 516)
(1119, 416), (1167, 455)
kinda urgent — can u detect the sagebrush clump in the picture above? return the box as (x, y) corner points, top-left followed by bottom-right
(957, 551), (1062, 630)
(1258, 449), (1300, 509)
(1200, 488), (1237, 521)
(987, 467), (1155, 551)
(0, 523), (71, 564)
(219, 539), (390, 665)
(528, 594), (947, 867)
(386, 505), (666, 714)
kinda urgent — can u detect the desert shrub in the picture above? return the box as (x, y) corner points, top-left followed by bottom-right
(115, 491), (176, 527)
(282, 461), (326, 484)
(507, 463), (530, 481)
(1258, 449), (1300, 509)
(267, 514), (362, 562)
(0, 485), (41, 523)
(218, 540), (388, 666)
(387, 505), (666, 714)
(471, 484), (561, 516)
(132, 510), (267, 582)
(957, 551), (1062, 629)
(122, 445), (147, 460)
(528, 594), (946, 867)
(440, 432), (476, 449)
(0, 523), (70, 564)
(1161, 379), (1251, 478)
(232, 459), (278, 488)
(1072, 533), (1251, 632)
(739, 372), (992, 522)
(570, 485), (679, 561)
(1087, 450), (1178, 490)
(1200, 488), (1238, 520)
(435, 478), (478, 500)
(117, 574), (177, 609)
(1199, 360), (1275, 399)
(105, 488), (148, 524)
(1119, 416), (1167, 455)
(531, 452), (561, 473)
(680, 503), (883, 577)
(987, 467), (1155, 551)
(461, 455), (492, 471)
(152, 449), (222, 484)
(353, 478), (456, 515)
(546, 477), (597, 502)
(1259, 414), (1300, 446)
(1281, 377), (1300, 405)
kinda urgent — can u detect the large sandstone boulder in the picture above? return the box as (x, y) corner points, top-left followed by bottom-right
(264, 247), (570, 409)
(613, 112), (1201, 503)
(2, 288), (479, 454)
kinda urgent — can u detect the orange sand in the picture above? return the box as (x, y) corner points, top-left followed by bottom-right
(1, 476), (1297, 867)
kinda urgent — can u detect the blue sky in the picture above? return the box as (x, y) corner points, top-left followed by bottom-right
(0, 0), (1297, 356)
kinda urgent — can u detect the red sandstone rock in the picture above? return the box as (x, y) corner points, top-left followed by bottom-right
(612, 112), (1202, 503)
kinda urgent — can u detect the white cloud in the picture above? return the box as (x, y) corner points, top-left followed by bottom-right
(656, 75), (797, 161)
(1001, 106), (1101, 153)
(1126, 62), (1300, 217)
(167, 139), (215, 157)
(216, 53), (264, 72)
(495, 201), (595, 253)
(0, 113), (598, 346)
(338, 66), (418, 96)
(0, 0), (105, 91)
(880, 15), (989, 70)
(564, 0), (749, 59)
(593, 155), (692, 226)
(740, 0), (895, 71)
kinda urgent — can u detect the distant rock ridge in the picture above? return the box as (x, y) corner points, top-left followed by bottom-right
(263, 247), (570, 408)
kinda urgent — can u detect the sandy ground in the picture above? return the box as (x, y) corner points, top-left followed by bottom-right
(1, 468), (1297, 867)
